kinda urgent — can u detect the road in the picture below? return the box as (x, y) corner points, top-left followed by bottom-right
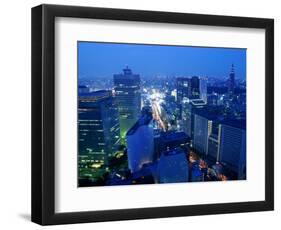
(151, 99), (167, 131)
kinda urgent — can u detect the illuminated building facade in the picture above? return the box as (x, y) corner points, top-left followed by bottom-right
(190, 76), (200, 98)
(207, 132), (221, 162)
(114, 67), (141, 139)
(219, 120), (246, 179)
(181, 99), (207, 140)
(177, 76), (205, 103)
(176, 77), (190, 103)
(176, 76), (208, 104)
(193, 114), (212, 156)
(78, 90), (120, 166)
(199, 77), (208, 103)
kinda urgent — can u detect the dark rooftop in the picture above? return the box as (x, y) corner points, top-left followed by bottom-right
(113, 67), (140, 80)
(190, 99), (206, 105)
(160, 131), (190, 142)
(193, 106), (223, 121)
(222, 119), (246, 130)
(79, 90), (112, 100)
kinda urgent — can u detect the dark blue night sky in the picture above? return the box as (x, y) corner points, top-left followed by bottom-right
(78, 41), (246, 80)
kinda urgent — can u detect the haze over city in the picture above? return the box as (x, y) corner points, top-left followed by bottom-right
(78, 42), (246, 80)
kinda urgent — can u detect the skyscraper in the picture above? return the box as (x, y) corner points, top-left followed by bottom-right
(219, 120), (246, 180)
(176, 76), (201, 103)
(193, 114), (212, 156)
(193, 110), (222, 158)
(181, 99), (207, 140)
(207, 126), (221, 162)
(199, 77), (208, 103)
(190, 76), (200, 98)
(114, 67), (141, 139)
(78, 85), (90, 94)
(228, 64), (235, 95)
(78, 90), (120, 166)
(176, 77), (191, 103)
(126, 113), (154, 173)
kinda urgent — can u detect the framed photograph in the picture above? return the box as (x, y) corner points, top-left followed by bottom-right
(31, 4), (274, 225)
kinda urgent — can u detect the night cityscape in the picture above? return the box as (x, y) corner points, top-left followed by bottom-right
(78, 42), (246, 187)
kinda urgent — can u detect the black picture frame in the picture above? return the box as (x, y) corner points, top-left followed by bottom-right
(31, 4), (274, 225)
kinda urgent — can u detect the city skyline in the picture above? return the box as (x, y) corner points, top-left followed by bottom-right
(78, 41), (246, 80)
(78, 43), (246, 187)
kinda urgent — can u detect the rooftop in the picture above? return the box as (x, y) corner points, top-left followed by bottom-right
(222, 119), (246, 130)
(194, 110), (221, 121)
(123, 66), (132, 75)
(160, 131), (190, 142)
(79, 90), (112, 101)
(113, 67), (140, 80)
(190, 99), (207, 106)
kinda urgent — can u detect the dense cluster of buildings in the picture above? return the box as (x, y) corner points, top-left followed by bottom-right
(78, 65), (246, 187)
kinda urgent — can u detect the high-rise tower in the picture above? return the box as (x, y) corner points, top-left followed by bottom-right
(78, 90), (120, 166)
(114, 67), (141, 139)
(228, 64), (235, 94)
(126, 113), (154, 173)
(219, 120), (246, 180)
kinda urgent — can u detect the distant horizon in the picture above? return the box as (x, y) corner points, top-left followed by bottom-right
(78, 41), (246, 80)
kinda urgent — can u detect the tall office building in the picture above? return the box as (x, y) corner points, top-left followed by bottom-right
(114, 67), (141, 139)
(176, 76), (208, 104)
(78, 85), (90, 94)
(228, 64), (235, 95)
(207, 93), (219, 106)
(181, 99), (207, 140)
(126, 113), (154, 173)
(219, 120), (246, 180)
(208, 124), (221, 162)
(78, 90), (120, 166)
(176, 77), (191, 103)
(157, 148), (189, 183)
(193, 114), (212, 156)
(190, 76), (200, 98)
(199, 77), (208, 103)
(176, 76), (201, 103)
